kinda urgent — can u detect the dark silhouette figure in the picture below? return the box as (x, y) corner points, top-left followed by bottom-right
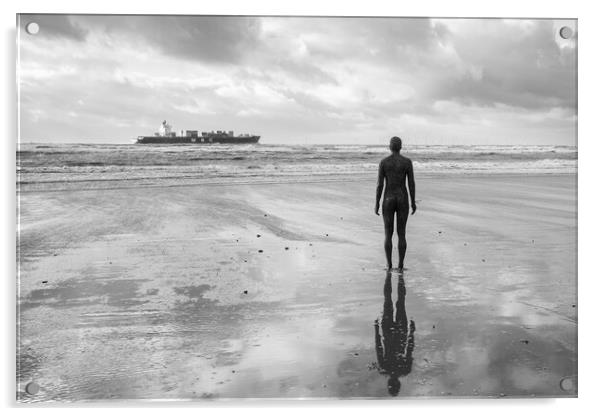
(375, 136), (416, 270)
(374, 271), (416, 396)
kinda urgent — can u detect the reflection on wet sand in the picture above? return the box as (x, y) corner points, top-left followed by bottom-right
(17, 176), (577, 400)
(375, 270), (415, 396)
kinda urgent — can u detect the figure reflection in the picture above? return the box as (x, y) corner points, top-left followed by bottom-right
(374, 270), (416, 396)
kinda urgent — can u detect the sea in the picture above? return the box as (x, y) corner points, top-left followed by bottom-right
(17, 143), (577, 192)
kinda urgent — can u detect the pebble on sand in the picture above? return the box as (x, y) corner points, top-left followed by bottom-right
(243, 290), (248, 294)
(256, 234), (261, 238)
(258, 250), (263, 253)
(285, 247), (289, 250)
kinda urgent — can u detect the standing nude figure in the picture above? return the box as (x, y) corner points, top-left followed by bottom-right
(375, 137), (416, 270)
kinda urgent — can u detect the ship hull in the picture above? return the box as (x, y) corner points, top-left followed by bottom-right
(136, 136), (260, 144)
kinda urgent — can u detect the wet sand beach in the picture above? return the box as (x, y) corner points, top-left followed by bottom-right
(17, 174), (577, 401)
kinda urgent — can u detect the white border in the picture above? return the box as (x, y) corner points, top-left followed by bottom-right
(3, 1), (599, 415)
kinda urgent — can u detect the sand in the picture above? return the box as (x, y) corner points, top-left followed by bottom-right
(16, 174), (577, 401)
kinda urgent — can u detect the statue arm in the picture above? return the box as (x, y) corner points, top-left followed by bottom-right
(375, 161), (385, 215)
(408, 160), (416, 212)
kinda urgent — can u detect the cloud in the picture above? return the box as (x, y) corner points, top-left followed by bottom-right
(74, 15), (262, 64)
(428, 19), (576, 110)
(17, 15), (577, 145)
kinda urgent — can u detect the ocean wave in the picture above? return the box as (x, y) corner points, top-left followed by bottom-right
(17, 143), (577, 190)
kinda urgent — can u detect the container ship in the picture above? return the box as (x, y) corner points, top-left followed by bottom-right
(136, 120), (260, 144)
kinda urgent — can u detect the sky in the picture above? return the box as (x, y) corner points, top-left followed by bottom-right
(17, 15), (577, 145)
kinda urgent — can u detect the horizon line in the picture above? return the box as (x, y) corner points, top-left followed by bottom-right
(17, 141), (577, 147)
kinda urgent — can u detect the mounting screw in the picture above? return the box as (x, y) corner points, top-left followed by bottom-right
(559, 26), (573, 40)
(25, 381), (40, 395)
(25, 22), (40, 35)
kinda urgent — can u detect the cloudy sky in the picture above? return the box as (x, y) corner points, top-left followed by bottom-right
(18, 15), (576, 145)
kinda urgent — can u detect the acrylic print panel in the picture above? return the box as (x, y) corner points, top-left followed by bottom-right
(16, 14), (577, 401)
